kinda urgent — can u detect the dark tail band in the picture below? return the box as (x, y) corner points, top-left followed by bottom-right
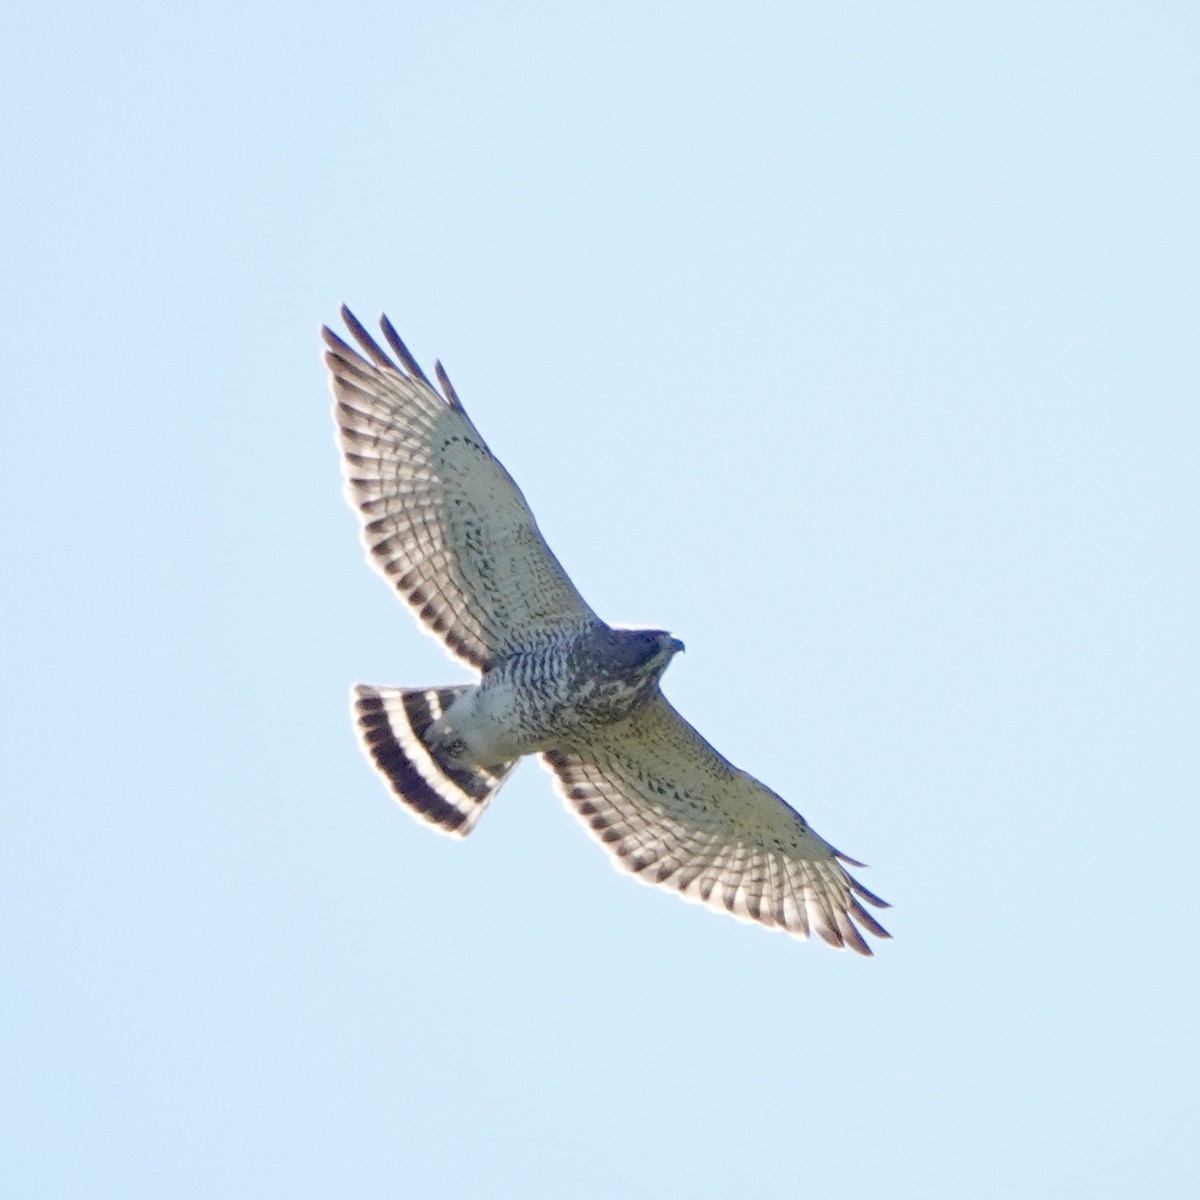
(352, 684), (514, 837)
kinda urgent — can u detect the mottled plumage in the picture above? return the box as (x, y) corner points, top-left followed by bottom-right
(325, 308), (890, 954)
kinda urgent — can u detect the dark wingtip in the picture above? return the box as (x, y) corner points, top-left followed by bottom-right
(321, 324), (356, 358)
(339, 306), (399, 372)
(833, 848), (868, 868)
(851, 878), (891, 910)
(379, 313), (433, 387)
(434, 360), (466, 412)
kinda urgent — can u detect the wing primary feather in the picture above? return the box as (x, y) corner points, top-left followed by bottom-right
(849, 898), (892, 939)
(340, 305), (400, 372)
(434, 360), (467, 412)
(835, 908), (872, 957)
(321, 326), (359, 359)
(326, 348), (391, 392)
(848, 877), (891, 909)
(379, 313), (434, 387)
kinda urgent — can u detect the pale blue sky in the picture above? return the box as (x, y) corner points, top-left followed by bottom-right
(3, 2), (1197, 1196)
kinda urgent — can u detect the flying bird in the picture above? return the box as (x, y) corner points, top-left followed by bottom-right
(324, 308), (890, 954)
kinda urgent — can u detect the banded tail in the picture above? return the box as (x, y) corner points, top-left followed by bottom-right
(352, 684), (515, 837)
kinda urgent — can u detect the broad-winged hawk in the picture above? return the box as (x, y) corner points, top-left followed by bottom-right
(324, 308), (890, 954)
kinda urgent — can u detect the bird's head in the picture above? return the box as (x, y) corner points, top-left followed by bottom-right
(651, 630), (686, 661)
(609, 627), (685, 678)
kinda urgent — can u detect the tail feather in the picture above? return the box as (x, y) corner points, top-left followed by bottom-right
(352, 684), (514, 837)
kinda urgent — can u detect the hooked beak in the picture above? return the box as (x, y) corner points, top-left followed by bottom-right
(669, 636), (686, 655)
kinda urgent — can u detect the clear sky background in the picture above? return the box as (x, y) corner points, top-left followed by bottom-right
(3, 3), (1197, 1196)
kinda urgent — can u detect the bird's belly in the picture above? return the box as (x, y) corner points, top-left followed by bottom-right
(453, 680), (554, 761)
(439, 659), (650, 766)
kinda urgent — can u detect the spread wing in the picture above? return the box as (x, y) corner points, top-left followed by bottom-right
(324, 308), (598, 670)
(543, 694), (890, 954)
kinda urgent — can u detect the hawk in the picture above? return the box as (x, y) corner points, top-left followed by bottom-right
(324, 308), (890, 954)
